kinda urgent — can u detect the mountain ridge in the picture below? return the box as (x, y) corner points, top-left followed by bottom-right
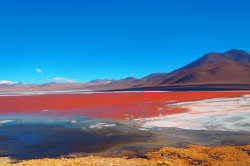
(1, 49), (250, 92)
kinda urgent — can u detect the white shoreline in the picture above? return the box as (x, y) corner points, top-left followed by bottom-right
(0, 90), (171, 96)
(1, 90), (250, 96)
(139, 94), (250, 131)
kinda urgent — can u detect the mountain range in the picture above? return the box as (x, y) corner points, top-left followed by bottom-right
(1, 49), (250, 92)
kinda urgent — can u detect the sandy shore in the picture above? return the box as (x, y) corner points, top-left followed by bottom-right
(1, 144), (250, 166)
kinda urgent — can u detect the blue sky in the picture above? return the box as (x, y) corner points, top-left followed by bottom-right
(0, 0), (250, 84)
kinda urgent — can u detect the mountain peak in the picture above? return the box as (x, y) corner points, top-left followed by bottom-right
(160, 49), (250, 85)
(195, 49), (250, 65)
(225, 49), (249, 55)
(121, 77), (138, 81)
(224, 49), (250, 62)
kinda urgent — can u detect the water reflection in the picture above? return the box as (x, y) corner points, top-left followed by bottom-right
(0, 115), (154, 160)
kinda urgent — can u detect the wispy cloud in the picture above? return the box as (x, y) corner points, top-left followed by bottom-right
(0, 80), (18, 84)
(36, 68), (42, 73)
(47, 77), (77, 83)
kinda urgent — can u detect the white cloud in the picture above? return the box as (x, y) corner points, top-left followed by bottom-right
(0, 80), (18, 85)
(48, 77), (77, 83)
(36, 68), (42, 73)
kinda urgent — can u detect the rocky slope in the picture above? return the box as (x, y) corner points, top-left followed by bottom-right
(90, 49), (250, 90)
(159, 49), (250, 85)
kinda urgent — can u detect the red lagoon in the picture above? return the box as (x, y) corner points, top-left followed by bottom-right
(0, 91), (249, 119)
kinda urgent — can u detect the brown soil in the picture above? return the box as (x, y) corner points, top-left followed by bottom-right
(1, 144), (250, 166)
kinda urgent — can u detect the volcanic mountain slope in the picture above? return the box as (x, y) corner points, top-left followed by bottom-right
(98, 49), (250, 90)
(159, 49), (250, 85)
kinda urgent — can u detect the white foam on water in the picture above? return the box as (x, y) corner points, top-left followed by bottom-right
(138, 128), (149, 131)
(140, 94), (250, 131)
(89, 123), (116, 129)
(0, 120), (15, 124)
(70, 120), (78, 124)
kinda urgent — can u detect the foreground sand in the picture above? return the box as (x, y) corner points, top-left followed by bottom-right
(1, 145), (250, 166)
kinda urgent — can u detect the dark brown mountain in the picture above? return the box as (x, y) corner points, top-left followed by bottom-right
(1, 49), (250, 92)
(93, 49), (250, 90)
(158, 49), (250, 85)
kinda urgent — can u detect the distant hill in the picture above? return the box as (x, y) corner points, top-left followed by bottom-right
(1, 49), (250, 92)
